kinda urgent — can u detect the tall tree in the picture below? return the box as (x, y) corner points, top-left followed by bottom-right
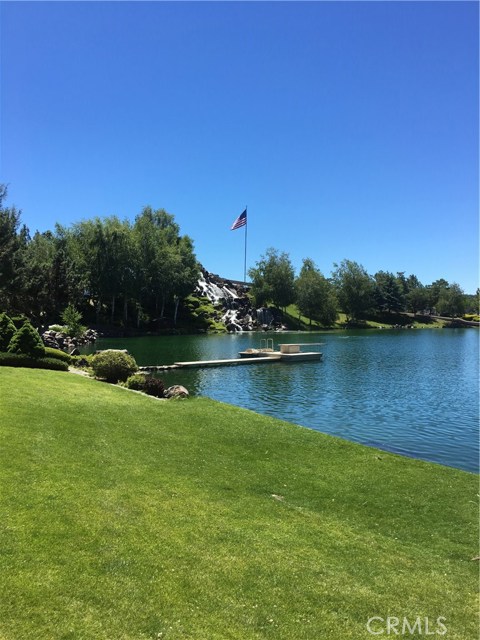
(0, 185), (29, 314)
(373, 271), (405, 313)
(436, 283), (466, 318)
(248, 248), (296, 311)
(332, 259), (374, 321)
(295, 258), (338, 327)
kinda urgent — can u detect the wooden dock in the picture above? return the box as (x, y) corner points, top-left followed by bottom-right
(139, 349), (322, 371)
(173, 354), (282, 368)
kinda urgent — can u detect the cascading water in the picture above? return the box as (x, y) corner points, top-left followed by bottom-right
(256, 307), (274, 327)
(195, 270), (257, 331)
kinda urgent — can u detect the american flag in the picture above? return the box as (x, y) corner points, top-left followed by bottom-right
(230, 209), (247, 230)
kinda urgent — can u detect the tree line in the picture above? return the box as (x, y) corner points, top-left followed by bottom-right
(0, 185), (199, 328)
(0, 185), (477, 329)
(248, 249), (476, 325)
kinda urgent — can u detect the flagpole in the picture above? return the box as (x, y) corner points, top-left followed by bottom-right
(243, 205), (248, 285)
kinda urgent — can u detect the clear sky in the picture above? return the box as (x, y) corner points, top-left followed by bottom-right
(1, 1), (478, 292)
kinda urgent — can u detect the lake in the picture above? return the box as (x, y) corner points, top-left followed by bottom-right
(83, 329), (479, 473)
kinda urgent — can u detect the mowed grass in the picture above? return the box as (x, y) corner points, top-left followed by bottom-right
(0, 368), (477, 640)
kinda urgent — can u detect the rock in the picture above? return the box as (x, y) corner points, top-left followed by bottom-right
(164, 385), (189, 399)
(69, 347), (80, 356)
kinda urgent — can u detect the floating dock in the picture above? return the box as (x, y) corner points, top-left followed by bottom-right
(139, 343), (322, 371)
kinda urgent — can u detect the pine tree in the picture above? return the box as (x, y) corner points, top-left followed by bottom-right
(7, 321), (45, 358)
(0, 313), (16, 351)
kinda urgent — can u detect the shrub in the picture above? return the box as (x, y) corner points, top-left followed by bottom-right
(48, 324), (66, 333)
(0, 313), (16, 351)
(91, 350), (138, 383)
(71, 354), (94, 368)
(8, 322), (45, 358)
(125, 373), (147, 391)
(60, 304), (86, 338)
(11, 315), (28, 329)
(44, 347), (72, 364)
(0, 352), (68, 371)
(142, 376), (164, 398)
(125, 373), (165, 398)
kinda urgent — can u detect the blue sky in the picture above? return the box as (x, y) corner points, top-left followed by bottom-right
(1, 1), (478, 292)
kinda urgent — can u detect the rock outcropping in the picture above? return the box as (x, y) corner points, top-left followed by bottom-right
(195, 269), (284, 332)
(42, 328), (98, 353)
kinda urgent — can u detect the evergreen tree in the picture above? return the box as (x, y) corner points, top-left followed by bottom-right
(8, 321), (45, 357)
(0, 313), (16, 351)
(373, 271), (405, 312)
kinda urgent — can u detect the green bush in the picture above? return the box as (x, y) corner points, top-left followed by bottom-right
(142, 376), (165, 398)
(125, 373), (147, 391)
(71, 354), (94, 368)
(48, 324), (66, 333)
(11, 316), (28, 329)
(8, 322), (45, 358)
(44, 347), (72, 364)
(125, 373), (164, 398)
(0, 353), (68, 371)
(91, 350), (138, 383)
(0, 313), (16, 351)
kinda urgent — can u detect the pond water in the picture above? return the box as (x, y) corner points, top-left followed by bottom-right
(83, 329), (479, 473)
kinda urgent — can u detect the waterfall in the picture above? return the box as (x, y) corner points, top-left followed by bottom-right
(256, 307), (273, 326)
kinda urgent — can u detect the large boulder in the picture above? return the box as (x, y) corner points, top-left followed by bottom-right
(164, 385), (189, 399)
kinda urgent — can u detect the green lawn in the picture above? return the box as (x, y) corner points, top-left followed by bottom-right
(0, 368), (477, 640)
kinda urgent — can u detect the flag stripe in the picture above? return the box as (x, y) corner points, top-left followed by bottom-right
(231, 209), (247, 230)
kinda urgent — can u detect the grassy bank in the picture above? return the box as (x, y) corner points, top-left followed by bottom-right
(283, 305), (447, 331)
(0, 368), (477, 639)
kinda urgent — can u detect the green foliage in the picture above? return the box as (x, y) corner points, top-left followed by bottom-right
(44, 346), (72, 364)
(125, 373), (165, 397)
(7, 321), (45, 358)
(405, 285), (430, 314)
(125, 373), (148, 390)
(60, 304), (86, 338)
(48, 324), (66, 333)
(373, 271), (405, 312)
(70, 353), (94, 368)
(0, 313), (16, 351)
(182, 295), (227, 332)
(91, 349), (138, 382)
(248, 247), (295, 309)
(0, 352), (68, 370)
(332, 259), (375, 321)
(11, 315), (28, 329)
(436, 283), (466, 318)
(295, 258), (338, 327)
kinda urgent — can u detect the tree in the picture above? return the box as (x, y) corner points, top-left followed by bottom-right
(405, 286), (430, 315)
(61, 304), (86, 338)
(436, 283), (466, 318)
(373, 271), (405, 313)
(133, 207), (199, 324)
(426, 278), (449, 312)
(7, 321), (45, 358)
(0, 185), (29, 314)
(295, 258), (338, 326)
(171, 235), (200, 326)
(248, 248), (296, 311)
(0, 313), (16, 351)
(331, 259), (375, 321)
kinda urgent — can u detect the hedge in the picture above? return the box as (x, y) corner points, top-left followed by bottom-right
(0, 353), (69, 371)
(44, 347), (72, 364)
